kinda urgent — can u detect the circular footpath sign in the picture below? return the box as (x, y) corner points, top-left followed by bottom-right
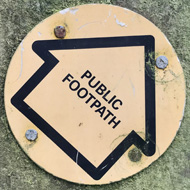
(4, 4), (186, 185)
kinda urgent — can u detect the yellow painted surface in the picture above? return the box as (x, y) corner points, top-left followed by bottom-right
(4, 4), (185, 184)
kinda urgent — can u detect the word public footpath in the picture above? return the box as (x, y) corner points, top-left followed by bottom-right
(62, 70), (123, 129)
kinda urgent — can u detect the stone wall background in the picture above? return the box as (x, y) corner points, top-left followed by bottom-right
(0, 0), (190, 189)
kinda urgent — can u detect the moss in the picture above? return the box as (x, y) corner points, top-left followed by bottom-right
(0, 0), (190, 189)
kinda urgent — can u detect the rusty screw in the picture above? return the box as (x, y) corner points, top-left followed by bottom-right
(128, 148), (142, 162)
(156, 55), (168, 69)
(54, 26), (66, 38)
(25, 129), (38, 141)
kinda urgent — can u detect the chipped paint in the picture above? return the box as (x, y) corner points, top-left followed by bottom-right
(123, 8), (129, 11)
(177, 56), (180, 63)
(104, 10), (112, 23)
(60, 8), (78, 15)
(123, 7), (129, 14)
(108, 10), (112, 17)
(70, 8), (78, 15)
(114, 15), (127, 27)
(38, 32), (42, 36)
(59, 8), (70, 15)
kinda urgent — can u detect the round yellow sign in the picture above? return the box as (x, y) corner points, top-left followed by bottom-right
(4, 4), (186, 184)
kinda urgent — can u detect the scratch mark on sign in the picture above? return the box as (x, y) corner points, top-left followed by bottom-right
(100, 164), (108, 171)
(112, 68), (128, 91)
(76, 151), (79, 164)
(129, 79), (136, 96)
(169, 69), (178, 78)
(19, 41), (24, 79)
(114, 15), (127, 27)
(78, 21), (102, 30)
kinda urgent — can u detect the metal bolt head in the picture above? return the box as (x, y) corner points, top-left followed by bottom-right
(54, 26), (66, 38)
(25, 129), (38, 141)
(156, 55), (168, 69)
(128, 148), (142, 162)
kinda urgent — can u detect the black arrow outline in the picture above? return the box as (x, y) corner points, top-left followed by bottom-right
(11, 36), (155, 180)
